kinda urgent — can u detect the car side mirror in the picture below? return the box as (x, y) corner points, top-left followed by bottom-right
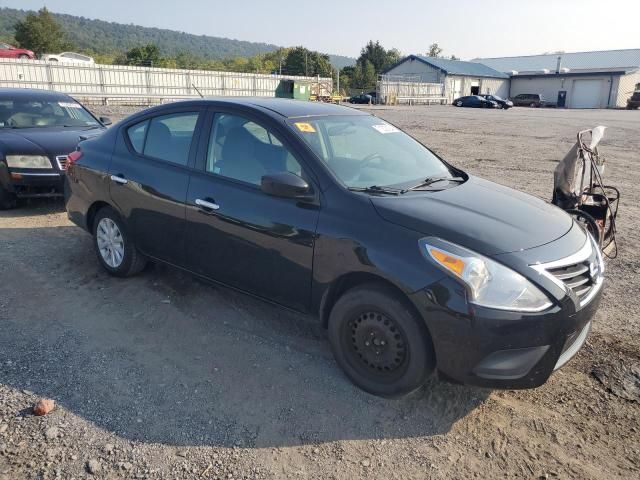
(261, 172), (312, 200)
(99, 116), (112, 126)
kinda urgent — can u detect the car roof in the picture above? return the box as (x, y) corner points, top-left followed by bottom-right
(0, 88), (75, 102)
(150, 97), (368, 119)
(220, 97), (368, 118)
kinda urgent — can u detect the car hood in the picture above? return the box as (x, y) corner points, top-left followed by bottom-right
(0, 126), (104, 158)
(370, 175), (573, 256)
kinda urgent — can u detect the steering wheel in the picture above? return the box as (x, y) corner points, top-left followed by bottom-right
(359, 153), (384, 169)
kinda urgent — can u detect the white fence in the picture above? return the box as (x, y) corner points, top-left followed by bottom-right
(377, 74), (446, 105)
(0, 58), (333, 105)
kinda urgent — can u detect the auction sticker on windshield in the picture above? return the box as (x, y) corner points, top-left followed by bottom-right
(58, 102), (82, 109)
(372, 124), (399, 134)
(294, 122), (316, 133)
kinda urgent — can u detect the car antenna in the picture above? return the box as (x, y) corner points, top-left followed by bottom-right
(192, 84), (204, 98)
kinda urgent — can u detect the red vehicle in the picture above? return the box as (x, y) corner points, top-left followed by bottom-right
(0, 42), (35, 60)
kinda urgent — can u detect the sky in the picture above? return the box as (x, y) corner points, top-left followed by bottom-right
(1, 0), (637, 59)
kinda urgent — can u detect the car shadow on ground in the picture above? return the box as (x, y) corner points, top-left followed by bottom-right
(0, 221), (490, 449)
(1, 198), (65, 218)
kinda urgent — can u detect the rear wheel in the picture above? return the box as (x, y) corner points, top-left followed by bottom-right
(93, 206), (147, 277)
(328, 283), (435, 398)
(0, 184), (17, 210)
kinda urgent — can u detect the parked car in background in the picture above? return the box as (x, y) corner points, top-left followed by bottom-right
(453, 95), (499, 108)
(0, 88), (109, 209)
(626, 90), (640, 110)
(65, 98), (603, 398)
(511, 93), (547, 108)
(0, 42), (35, 60)
(349, 93), (373, 104)
(480, 94), (513, 109)
(41, 52), (95, 64)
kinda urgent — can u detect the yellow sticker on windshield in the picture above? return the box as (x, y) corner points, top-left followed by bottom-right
(294, 122), (316, 133)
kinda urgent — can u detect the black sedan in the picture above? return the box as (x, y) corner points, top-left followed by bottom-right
(65, 98), (603, 397)
(453, 95), (499, 108)
(0, 88), (109, 209)
(480, 94), (513, 109)
(348, 93), (373, 104)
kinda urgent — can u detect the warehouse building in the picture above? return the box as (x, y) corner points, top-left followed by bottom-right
(382, 55), (510, 104)
(474, 49), (640, 109)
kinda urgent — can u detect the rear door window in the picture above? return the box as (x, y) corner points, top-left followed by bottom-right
(127, 112), (200, 166)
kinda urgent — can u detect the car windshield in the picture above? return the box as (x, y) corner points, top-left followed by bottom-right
(490, 95), (503, 101)
(289, 115), (453, 189)
(0, 98), (100, 129)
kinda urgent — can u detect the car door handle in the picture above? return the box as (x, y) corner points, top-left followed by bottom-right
(110, 174), (128, 185)
(195, 198), (220, 211)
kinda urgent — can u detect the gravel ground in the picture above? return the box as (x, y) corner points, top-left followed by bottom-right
(1, 104), (639, 480)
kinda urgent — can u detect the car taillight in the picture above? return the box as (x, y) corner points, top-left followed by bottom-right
(67, 150), (83, 164)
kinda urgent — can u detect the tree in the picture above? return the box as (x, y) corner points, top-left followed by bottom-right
(340, 41), (402, 94)
(450, 54), (459, 61)
(282, 47), (333, 77)
(123, 44), (162, 66)
(352, 60), (376, 90)
(427, 43), (443, 58)
(14, 7), (72, 55)
(357, 41), (402, 73)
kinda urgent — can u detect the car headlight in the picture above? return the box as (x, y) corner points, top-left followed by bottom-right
(6, 155), (53, 169)
(420, 238), (552, 312)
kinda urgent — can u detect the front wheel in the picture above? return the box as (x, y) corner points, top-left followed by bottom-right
(0, 184), (17, 210)
(455, 101), (463, 107)
(93, 206), (147, 277)
(328, 284), (435, 398)
(18, 54), (30, 60)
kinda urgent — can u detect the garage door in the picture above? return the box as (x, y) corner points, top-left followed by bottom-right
(571, 79), (603, 108)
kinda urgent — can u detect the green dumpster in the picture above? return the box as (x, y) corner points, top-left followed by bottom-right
(276, 80), (311, 100)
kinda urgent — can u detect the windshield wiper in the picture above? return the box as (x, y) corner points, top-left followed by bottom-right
(348, 185), (403, 195)
(401, 176), (465, 193)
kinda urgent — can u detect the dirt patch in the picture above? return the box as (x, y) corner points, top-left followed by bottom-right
(1, 105), (639, 479)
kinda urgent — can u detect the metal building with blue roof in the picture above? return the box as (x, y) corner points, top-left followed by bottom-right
(382, 54), (512, 104)
(382, 50), (640, 108)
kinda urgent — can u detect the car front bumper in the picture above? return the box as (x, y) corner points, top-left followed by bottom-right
(0, 169), (64, 198)
(410, 277), (602, 389)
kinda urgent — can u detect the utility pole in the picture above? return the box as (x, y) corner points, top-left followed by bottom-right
(305, 52), (308, 77)
(279, 53), (282, 75)
(336, 67), (340, 99)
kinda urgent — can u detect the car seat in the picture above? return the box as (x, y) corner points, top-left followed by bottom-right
(218, 127), (266, 185)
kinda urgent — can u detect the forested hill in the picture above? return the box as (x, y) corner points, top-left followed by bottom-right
(0, 7), (355, 68)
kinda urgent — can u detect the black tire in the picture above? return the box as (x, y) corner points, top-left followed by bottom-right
(328, 283), (435, 398)
(566, 209), (602, 247)
(455, 101), (463, 107)
(530, 102), (537, 108)
(0, 184), (17, 210)
(18, 54), (30, 60)
(92, 206), (147, 277)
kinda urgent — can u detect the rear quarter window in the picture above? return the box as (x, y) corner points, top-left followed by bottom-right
(127, 120), (149, 153)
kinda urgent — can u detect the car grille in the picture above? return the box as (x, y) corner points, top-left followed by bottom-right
(55, 155), (68, 171)
(547, 257), (598, 303)
(533, 237), (604, 309)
